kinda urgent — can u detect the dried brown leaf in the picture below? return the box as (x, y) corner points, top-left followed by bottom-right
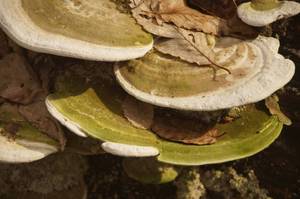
(265, 95), (292, 126)
(154, 37), (212, 66)
(131, 0), (257, 38)
(0, 54), (43, 104)
(122, 95), (154, 129)
(131, 4), (181, 38)
(158, 0), (229, 35)
(152, 114), (221, 145)
(0, 52), (66, 147)
(132, 0), (229, 36)
(189, 0), (258, 38)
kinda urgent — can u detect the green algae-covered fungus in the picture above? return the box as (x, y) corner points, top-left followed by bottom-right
(115, 36), (294, 111)
(46, 66), (283, 166)
(0, 0), (153, 61)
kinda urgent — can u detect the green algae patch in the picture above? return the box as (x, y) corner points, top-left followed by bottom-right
(22, 0), (152, 47)
(48, 68), (283, 165)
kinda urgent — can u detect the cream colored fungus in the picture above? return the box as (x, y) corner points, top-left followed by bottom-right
(22, 0), (152, 47)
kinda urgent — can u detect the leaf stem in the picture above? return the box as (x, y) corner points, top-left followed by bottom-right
(175, 28), (231, 75)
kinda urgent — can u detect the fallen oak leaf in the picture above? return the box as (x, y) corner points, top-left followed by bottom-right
(130, 0), (257, 39)
(131, 0), (230, 36)
(131, 2), (181, 38)
(0, 53), (43, 104)
(122, 95), (154, 129)
(156, 0), (230, 35)
(151, 112), (223, 145)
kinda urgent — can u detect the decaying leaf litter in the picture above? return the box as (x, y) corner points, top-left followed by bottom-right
(0, 42), (65, 148)
(0, 0), (299, 198)
(116, 0), (292, 145)
(0, 0), (293, 147)
(130, 0), (258, 73)
(122, 95), (225, 145)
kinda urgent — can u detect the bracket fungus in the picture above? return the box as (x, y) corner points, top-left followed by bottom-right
(0, 0), (153, 61)
(115, 36), (294, 111)
(0, 0), (297, 167)
(0, 103), (58, 163)
(237, 0), (300, 27)
(46, 66), (283, 165)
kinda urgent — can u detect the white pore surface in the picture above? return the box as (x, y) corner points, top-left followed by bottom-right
(101, 142), (159, 157)
(237, 1), (300, 27)
(45, 98), (88, 137)
(115, 36), (295, 111)
(0, 135), (57, 163)
(0, 0), (153, 61)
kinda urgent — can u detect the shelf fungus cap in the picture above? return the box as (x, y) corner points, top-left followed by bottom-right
(46, 67), (284, 165)
(101, 142), (159, 157)
(0, 135), (58, 163)
(237, 1), (300, 27)
(0, 0), (153, 61)
(115, 36), (295, 111)
(0, 104), (58, 163)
